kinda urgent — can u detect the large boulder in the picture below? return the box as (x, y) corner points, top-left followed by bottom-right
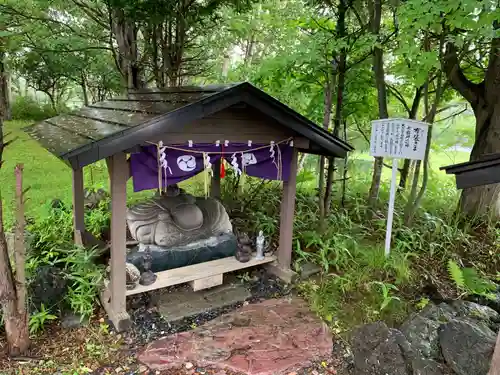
(400, 314), (442, 360)
(400, 303), (456, 360)
(28, 265), (68, 311)
(401, 301), (499, 361)
(439, 320), (496, 375)
(411, 358), (449, 375)
(351, 321), (412, 375)
(467, 283), (500, 314)
(450, 300), (500, 332)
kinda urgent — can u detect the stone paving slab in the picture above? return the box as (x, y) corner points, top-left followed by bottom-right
(158, 283), (251, 322)
(139, 298), (333, 375)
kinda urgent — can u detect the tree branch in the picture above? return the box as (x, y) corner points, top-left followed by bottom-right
(442, 41), (481, 107)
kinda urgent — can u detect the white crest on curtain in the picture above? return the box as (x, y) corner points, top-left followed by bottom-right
(177, 155), (197, 172)
(242, 153), (257, 167)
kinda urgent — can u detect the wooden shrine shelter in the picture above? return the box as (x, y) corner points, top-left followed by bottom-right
(441, 153), (500, 189)
(25, 82), (353, 331)
(442, 156), (500, 375)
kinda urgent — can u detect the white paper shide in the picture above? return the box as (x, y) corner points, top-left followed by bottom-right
(369, 118), (429, 161)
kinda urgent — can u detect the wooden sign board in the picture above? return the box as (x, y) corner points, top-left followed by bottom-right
(370, 118), (429, 161)
(369, 118), (430, 257)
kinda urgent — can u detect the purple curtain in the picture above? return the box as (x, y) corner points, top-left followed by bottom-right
(130, 142), (293, 192)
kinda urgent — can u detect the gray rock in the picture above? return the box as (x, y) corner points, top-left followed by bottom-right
(419, 303), (456, 323)
(439, 320), (496, 375)
(450, 300), (500, 331)
(61, 312), (89, 329)
(400, 314), (442, 359)
(28, 265), (68, 311)
(412, 358), (448, 375)
(299, 262), (322, 279)
(400, 303), (457, 360)
(351, 321), (411, 375)
(468, 284), (500, 313)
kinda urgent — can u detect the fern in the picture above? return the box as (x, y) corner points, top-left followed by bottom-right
(447, 259), (496, 300)
(447, 260), (465, 289)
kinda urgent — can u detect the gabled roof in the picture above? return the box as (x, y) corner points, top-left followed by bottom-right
(24, 82), (353, 169)
(441, 153), (500, 189)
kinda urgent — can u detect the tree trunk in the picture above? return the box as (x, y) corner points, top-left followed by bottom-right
(0, 68), (30, 355)
(110, 7), (142, 90)
(46, 92), (57, 112)
(0, 188), (30, 355)
(442, 23), (500, 217)
(318, 72), (335, 228)
(399, 87), (423, 189)
(367, 0), (389, 208)
(399, 159), (411, 189)
(81, 76), (89, 106)
(222, 53), (231, 78)
(0, 53), (11, 121)
(460, 103), (500, 217)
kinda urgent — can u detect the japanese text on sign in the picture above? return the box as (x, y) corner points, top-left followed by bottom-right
(369, 118), (429, 160)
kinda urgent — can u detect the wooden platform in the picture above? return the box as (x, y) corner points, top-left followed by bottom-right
(124, 254), (276, 296)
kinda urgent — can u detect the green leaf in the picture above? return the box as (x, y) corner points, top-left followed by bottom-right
(447, 260), (465, 289)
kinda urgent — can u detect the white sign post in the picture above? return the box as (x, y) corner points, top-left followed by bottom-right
(369, 118), (429, 257)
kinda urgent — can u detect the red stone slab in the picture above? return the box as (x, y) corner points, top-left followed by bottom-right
(139, 298), (333, 375)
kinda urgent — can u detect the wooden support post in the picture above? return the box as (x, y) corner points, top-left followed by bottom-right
(72, 167), (85, 246)
(211, 158), (221, 199)
(489, 331), (500, 375)
(266, 148), (298, 283)
(102, 152), (131, 332)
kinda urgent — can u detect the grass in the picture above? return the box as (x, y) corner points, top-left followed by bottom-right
(0, 120), (207, 229)
(2, 117), (496, 337)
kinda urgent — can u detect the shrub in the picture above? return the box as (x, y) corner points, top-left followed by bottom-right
(11, 96), (57, 121)
(11, 95), (70, 121)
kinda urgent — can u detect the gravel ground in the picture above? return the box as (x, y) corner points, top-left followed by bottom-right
(122, 269), (292, 347)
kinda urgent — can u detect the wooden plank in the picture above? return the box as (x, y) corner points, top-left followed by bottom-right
(265, 262), (297, 284)
(190, 274), (223, 291)
(128, 85), (232, 94)
(72, 167), (85, 244)
(125, 254), (276, 296)
(91, 100), (185, 115)
(147, 106), (296, 145)
(99, 285), (131, 332)
(24, 121), (90, 157)
(455, 164), (500, 189)
(127, 92), (214, 102)
(48, 114), (126, 140)
(277, 148), (298, 270)
(489, 331), (500, 375)
(107, 152), (129, 331)
(211, 158), (221, 199)
(76, 107), (156, 127)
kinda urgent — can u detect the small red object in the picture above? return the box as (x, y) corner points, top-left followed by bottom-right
(220, 145), (226, 178)
(220, 160), (226, 178)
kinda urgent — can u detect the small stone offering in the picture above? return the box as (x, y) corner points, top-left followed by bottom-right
(235, 232), (253, 263)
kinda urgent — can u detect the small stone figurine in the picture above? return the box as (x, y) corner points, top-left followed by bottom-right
(235, 232), (253, 263)
(255, 231), (265, 260)
(139, 246), (157, 286)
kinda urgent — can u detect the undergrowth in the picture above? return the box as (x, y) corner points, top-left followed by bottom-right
(1, 196), (110, 335)
(3, 160), (498, 336)
(225, 165), (500, 332)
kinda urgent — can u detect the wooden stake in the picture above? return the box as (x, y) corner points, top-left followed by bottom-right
(489, 331), (500, 375)
(14, 164), (26, 313)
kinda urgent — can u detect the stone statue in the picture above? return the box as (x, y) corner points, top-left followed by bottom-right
(126, 185), (233, 249)
(125, 185), (238, 274)
(235, 232), (253, 263)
